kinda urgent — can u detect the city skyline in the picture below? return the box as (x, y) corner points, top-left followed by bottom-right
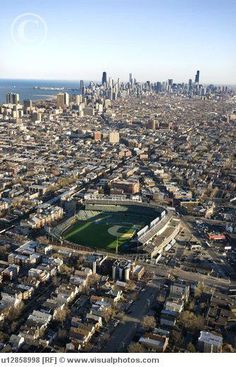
(0, 69), (235, 87)
(0, 0), (236, 84)
(2, 68), (235, 104)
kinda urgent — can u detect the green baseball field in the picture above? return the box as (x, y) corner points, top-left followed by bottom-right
(63, 211), (154, 251)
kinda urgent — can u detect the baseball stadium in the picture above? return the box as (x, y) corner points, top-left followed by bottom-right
(54, 196), (168, 254)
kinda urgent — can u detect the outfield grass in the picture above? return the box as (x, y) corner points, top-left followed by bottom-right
(63, 212), (153, 251)
(64, 220), (135, 250)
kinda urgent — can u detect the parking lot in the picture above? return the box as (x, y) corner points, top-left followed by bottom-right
(155, 222), (236, 280)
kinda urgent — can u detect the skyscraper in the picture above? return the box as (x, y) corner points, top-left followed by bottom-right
(129, 73), (133, 87)
(6, 93), (20, 105)
(64, 92), (70, 107)
(155, 82), (162, 93)
(23, 99), (32, 114)
(23, 99), (32, 109)
(57, 93), (69, 109)
(102, 72), (107, 85)
(168, 79), (173, 92)
(75, 95), (82, 105)
(188, 79), (193, 91)
(195, 70), (200, 84)
(80, 80), (85, 96)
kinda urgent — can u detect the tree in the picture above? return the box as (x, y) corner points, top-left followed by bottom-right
(82, 342), (93, 352)
(126, 281), (136, 290)
(222, 343), (235, 353)
(200, 302), (206, 311)
(60, 264), (73, 274)
(128, 342), (146, 353)
(157, 295), (166, 303)
(0, 331), (8, 343)
(194, 285), (203, 298)
(87, 274), (100, 287)
(187, 342), (196, 353)
(171, 330), (183, 347)
(7, 302), (24, 321)
(179, 311), (204, 331)
(51, 275), (59, 286)
(55, 307), (70, 326)
(142, 316), (156, 331)
(2, 344), (12, 352)
(102, 307), (115, 323)
(57, 328), (67, 340)
(187, 300), (195, 311)
(10, 321), (18, 333)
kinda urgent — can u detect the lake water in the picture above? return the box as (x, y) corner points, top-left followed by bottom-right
(0, 79), (88, 103)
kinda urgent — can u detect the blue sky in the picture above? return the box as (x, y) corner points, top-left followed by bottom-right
(0, 0), (235, 83)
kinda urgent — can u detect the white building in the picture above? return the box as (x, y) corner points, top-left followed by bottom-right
(198, 331), (223, 352)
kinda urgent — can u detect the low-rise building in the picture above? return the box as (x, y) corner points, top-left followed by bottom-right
(198, 331), (223, 353)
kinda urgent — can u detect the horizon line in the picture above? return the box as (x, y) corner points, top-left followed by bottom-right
(0, 77), (235, 87)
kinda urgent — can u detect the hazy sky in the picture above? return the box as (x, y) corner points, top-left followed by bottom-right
(0, 0), (235, 84)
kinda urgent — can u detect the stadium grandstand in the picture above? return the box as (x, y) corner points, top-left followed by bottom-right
(49, 195), (180, 257)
